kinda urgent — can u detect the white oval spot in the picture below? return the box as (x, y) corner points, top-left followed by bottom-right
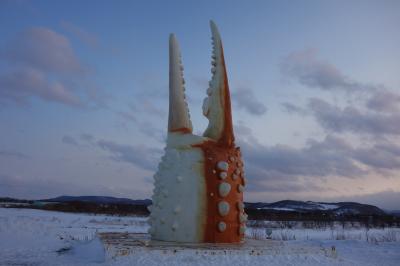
(229, 156), (235, 162)
(219, 182), (231, 197)
(174, 206), (181, 214)
(238, 184), (244, 193)
(232, 174), (238, 180)
(172, 221), (179, 231)
(219, 172), (227, 180)
(217, 161), (229, 171)
(218, 201), (230, 216)
(218, 221), (226, 232)
(237, 202), (244, 211)
(239, 213), (247, 223)
(235, 169), (241, 175)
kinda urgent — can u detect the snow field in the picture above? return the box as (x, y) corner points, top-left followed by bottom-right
(1, 208), (399, 266)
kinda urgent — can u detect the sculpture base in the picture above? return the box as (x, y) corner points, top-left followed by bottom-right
(99, 232), (331, 259)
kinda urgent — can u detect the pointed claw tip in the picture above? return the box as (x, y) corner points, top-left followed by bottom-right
(168, 32), (192, 134)
(209, 20), (216, 28)
(169, 34), (181, 58)
(209, 20), (220, 35)
(169, 33), (177, 44)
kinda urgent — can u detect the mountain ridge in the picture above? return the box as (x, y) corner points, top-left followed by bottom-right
(0, 196), (391, 215)
(40, 195), (151, 206)
(244, 199), (386, 216)
(40, 196), (387, 215)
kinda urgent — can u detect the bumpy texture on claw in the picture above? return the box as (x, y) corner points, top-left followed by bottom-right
(149, 21), (246, 243)
(168, 34), (192, 133)
(203, 21), (235, 147)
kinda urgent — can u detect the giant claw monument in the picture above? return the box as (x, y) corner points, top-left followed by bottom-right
(148, 21), (247, 243)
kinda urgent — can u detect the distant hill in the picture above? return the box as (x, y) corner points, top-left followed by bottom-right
(0, 197), (33, 204)
(245, 200), (386, 216)
(389, 210), (400, 217)
(40, 195), (151, 206)
(0, 196), (391, 217)
(40, 196), (387, 216)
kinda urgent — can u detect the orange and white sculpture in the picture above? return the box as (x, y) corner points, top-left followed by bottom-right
(148, 21), (247, 243)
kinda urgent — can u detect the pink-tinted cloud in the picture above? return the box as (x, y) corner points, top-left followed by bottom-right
(0, 27), (109, 107)
(4, 27), (85, 74)
(0, 67), (81, 106)
(281, 48), (373, 92)
(367, 90), (400, 113)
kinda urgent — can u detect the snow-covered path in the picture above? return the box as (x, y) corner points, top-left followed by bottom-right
(0, 208), (399, 266)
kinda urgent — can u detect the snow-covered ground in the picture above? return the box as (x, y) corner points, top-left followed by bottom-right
(1, 208), (399, 265)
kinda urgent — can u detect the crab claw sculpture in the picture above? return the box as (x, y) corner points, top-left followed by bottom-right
(148, 21), (247, 243)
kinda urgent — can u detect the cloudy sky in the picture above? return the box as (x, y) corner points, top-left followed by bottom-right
(0, 0), (399, 209)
